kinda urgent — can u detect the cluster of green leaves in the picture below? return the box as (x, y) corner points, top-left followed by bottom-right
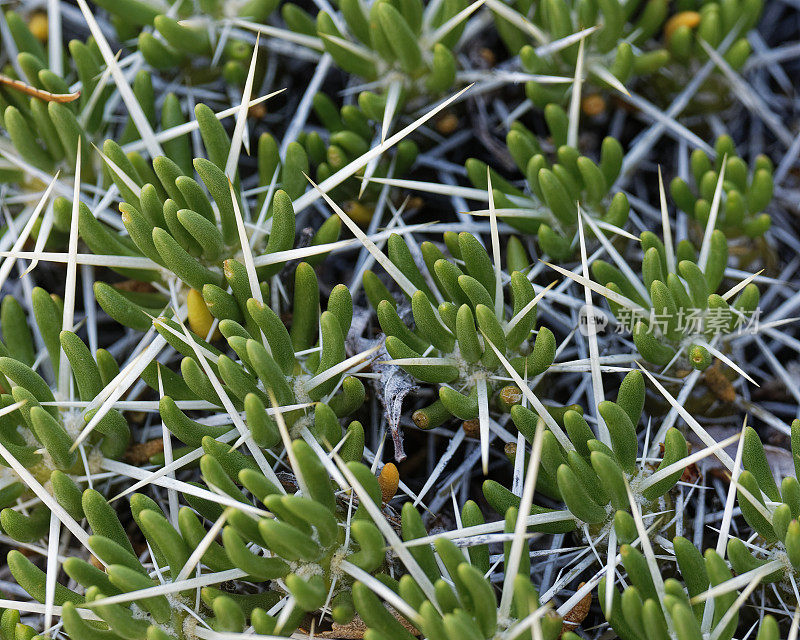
(498, 0), (760, 108)
(284, 0), (466, 101)
(592, 227), (760, 369)
(507, 0), (670, 107)
(382, 503), (563, 640)
(148, 260), (367, 453)
(670, 135), (774, 238)
(0, 293), (130, 543)
(365, 231), (556, 426)
(4, 418), (569, 640)
(8, 485), (289, 639)
(1, 16), (253, 193)
(485, 371), (688, 536)
(91, 0), (277, 83)
(195, 441), (389, 631)
(0, 15), (112, 180)
(81, 102), (341, 330)
(726, 421), (800, 595)
(467, 112), (628, 259)
(5, 425), (384, 638)
(663, 0), (762, 70)
(303, 93), (419, 207)
(601, 536), (759, 640)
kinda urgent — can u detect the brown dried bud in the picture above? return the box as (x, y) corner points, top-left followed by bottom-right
(561, 582), (591, 635)
(704, 364), (736, 403)
(462, 419), (480, 438)
(436, 113), (459, 135)
(581, 94), (606, 117)
(125, 439), (165, 465)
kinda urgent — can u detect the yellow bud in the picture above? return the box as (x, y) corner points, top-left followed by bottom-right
(664, 11), (701, 42)
(187, 288), (220, 341)
(378, 463), (399, 503)
(346, 202), (374, 226)
(412, 409), (430, 429)
(28, 12), (48, 43)
(498, 385), (522, 409)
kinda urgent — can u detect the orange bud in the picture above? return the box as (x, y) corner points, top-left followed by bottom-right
(378, 463), (399, 503)
(665, 11), (701, 42)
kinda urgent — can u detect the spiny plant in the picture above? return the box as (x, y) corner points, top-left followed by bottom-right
(481, 405), (589, 536)
(303, 92), (419, 214)
(670, 135), (773, 239)
(198, 440), (392, 632)
(640, 0), (764, 113)
(661, 0), (762, 71)
(723, 421), (800, 605)
(366, 502), (565, 640)
(91, 0), (277, 83)
(0, 23), (110, 181)
(284, 0), (467, 104)
(0, 0), (797, 637)
(366, 231), (556, 435)
(467, 113), (629, 259)
(600, 537), (745, 640)
(588, 219), (760, 376)
(509, 0), (671, 108)
(7, 485), (287, 639)
(0, 23), (208, 191)
(0, 292), (130, 543)
(18, 422), (395, 637)
(81, 104), (341, 330)
(145, 261), (367, 451)
(484, 371), (689, 548)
